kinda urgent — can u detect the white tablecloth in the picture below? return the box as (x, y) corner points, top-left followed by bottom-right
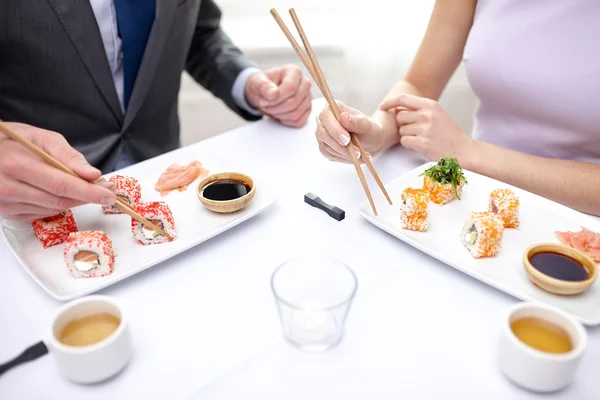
(1, 99), (598, 399)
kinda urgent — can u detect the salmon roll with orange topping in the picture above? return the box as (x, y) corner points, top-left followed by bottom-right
(63, 231), (114, 278)
(31, 210), (78, 249)
(461, 212), (504, 258)
(102, 175), (142, 214)
(131, 201), (176, 245)
(489, 188), (520, 228)
(400, 188), (429, 232)
(421, 157), (467, 205)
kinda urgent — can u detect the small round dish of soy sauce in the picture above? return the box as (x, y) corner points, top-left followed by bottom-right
(523, 243), (597, 295)
(196, 172), (255, 213)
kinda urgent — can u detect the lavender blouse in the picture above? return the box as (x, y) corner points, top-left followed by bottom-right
(464, 0), (600, 163)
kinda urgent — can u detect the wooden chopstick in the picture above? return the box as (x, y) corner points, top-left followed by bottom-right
(0, 122), (173, 240)
(271, 9), (393, 215)
(284, 9), (376, 216)
(288, 9), (392, 208)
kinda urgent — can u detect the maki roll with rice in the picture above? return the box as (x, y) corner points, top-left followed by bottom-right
(131, 201), (176, 245)
(400, 188), (429, 232)
(102, 175), (142, 214)
(63, 231), (115, 278)
(461, 212), (504, 258)
(421, 157), (467, 205)
(489, 188), (520, 228)
(31, 210), (78, 248)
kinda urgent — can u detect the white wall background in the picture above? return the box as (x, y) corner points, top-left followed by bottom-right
(178, 0), (478, 145)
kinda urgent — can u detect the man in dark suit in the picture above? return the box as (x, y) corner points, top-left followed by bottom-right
(0, 0), (312, 220)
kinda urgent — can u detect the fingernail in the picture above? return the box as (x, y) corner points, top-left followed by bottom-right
(340, 134), (351, 146)
(355, 150), (361, 159)
(102, 196), (116, 206)
(83, 163), (99, 174)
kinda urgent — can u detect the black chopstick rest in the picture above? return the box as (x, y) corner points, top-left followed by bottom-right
(0, 341), (48, 377)
(304, 193), (345, 221)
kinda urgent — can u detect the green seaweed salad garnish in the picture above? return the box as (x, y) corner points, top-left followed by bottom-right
(420, 157), (468, 200)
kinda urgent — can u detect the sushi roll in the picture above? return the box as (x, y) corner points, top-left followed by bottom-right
(63, 231), (115, 278)
(489, 188), (520, 228)
(102, 175), (142, 214)
(131, 201), (176, 245)
(421, 157), (467, 205)
(400, 188), (429, 232)
(31, 210), (78, 249)
(461, 212), (504, 258)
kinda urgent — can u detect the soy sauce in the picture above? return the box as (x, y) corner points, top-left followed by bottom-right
(202, 179), (251, 201)
(529, 252), (589, 282)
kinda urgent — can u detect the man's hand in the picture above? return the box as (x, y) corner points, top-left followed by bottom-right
(0, 123), (116, 221)
(245, 65), (312, 128)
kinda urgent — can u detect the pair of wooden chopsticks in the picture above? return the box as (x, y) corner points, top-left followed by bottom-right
(0, 122), (173, 240)
(270, 8), (392, 216)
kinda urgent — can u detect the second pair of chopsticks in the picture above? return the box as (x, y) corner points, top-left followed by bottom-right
(270, 8), (392, 216)
(0, 122), (173, 240)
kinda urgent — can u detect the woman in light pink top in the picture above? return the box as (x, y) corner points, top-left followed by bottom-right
(315, 0), (600, 215)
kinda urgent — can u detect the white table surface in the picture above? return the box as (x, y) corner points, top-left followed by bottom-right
(1, 99), (599, 399)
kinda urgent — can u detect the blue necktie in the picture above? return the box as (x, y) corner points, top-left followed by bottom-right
(114, 0), (156, 108)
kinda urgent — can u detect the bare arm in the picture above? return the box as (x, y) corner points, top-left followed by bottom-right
(467, 141), (600, 216)
(373, 0), (477, 151)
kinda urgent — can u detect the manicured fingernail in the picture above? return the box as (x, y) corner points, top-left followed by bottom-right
(355, 150), (361, 159)
(340, 134), (350, 146)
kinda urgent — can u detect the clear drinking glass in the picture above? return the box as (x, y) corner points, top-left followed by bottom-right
(271, 255), (358, 352)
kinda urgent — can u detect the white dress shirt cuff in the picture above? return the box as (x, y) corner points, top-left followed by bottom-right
(231, 67), (263, 117)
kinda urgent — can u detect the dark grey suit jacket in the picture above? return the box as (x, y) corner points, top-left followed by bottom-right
(0, 0), (261, 173)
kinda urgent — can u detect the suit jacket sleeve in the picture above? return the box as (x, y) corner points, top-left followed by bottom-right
(185, 0), (262, 121)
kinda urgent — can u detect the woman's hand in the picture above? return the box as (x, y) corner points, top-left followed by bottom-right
(379, 93), (475, 164)
(0, 123), (116, 221)
(315, 102), (386, 163)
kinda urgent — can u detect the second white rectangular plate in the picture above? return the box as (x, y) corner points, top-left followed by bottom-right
(361, 162), (600, 325)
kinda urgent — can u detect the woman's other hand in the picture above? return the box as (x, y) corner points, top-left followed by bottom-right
(379, 93), (475, 164)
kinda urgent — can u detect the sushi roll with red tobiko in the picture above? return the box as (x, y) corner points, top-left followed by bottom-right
(31, 210), (78, 249)
(63, 231), (115, 278)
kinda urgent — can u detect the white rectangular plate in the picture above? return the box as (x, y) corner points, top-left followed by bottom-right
(361, 162), (600, 325)
(2, 146), (278, 301)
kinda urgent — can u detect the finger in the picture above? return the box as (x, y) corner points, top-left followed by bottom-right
(268, 66), (302, 106)
(262, 78), (311, 115)
(4, 213), (49, 222)
(5, 147), (116, 205)
(279, 104), (312, 128)
(252, 73), (280, 105)
(315, 123), (356, 160)
(33, 130), (102, 182)
(318, 106), (351, 146)
(339, 111), (377, 137)
(271, 94), (311, 122)
(399, 123), (423, 137)
(379, 93), (432, 112)
(319, 143), (353, 164)
(395, 110), (422, 126)
(0, 177), (85, 209)
(400, 135), (427, 152)
(0, 201), (70, 218)
(95, 178), (117, 192)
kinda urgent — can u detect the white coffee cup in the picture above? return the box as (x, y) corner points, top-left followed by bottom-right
(498, 302), (586, 393)
(47, 295), (133, 384)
